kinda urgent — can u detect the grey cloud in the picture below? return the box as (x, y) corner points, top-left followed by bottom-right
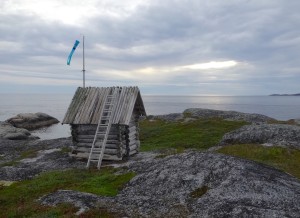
(1, 0), (300, 94)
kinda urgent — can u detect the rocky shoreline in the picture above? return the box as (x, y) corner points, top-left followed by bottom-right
(0, 113), (59, 140)
(1, 108), (300, 217)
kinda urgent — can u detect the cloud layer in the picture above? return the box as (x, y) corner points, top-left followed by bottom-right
(0, 0), (300, 95)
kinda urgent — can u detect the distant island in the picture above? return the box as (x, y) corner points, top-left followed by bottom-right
(270, 93), (300, 96)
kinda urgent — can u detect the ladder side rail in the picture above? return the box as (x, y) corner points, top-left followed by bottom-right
(86, 88), (110, 168)
(97, 88), (120, 169)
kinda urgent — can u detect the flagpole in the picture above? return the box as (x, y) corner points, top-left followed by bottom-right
(82, 35), (85, 88)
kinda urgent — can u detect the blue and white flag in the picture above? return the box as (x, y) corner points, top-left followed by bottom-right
(67, 40), (80, 65)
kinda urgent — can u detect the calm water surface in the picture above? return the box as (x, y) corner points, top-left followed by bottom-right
(0, 94), (299, 139)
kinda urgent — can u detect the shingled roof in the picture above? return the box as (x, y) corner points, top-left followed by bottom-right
(62, 86), (146, 125)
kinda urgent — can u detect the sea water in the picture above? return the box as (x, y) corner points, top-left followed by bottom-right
(0, 94), (299, 139)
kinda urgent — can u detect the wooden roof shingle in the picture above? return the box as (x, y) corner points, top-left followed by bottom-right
(62, 86), (146, 125)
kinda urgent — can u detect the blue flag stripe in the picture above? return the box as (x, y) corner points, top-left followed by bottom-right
(67, 40), (80, 65)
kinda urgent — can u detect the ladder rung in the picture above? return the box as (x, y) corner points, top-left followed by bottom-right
(91, 149), (102, 153)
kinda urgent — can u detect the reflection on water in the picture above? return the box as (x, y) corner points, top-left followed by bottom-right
(31, 123), (71, 140)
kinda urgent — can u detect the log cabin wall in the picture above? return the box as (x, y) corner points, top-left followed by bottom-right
(63, 86), (146, 161)
(70, 113), (141, 160)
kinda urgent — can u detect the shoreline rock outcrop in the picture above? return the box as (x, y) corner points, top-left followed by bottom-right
(0, 121), (33, 140)
(220, 124), (300, 149)
(0, 138), (82, 181)
(39, 151), (300, 217)
(150, 108), (276, 124)
(184, 108), (275, 123)
(6, 112), (59, 130)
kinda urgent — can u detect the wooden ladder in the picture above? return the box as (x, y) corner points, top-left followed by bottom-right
(86, 88), (119, 169)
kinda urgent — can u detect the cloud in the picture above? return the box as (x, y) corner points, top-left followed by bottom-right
(0, 0), (300, 95)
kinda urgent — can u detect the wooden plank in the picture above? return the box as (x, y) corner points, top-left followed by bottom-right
(63, 87), (80, 123)
(118, 87), (130, 123)
(123, 87), (134, 124)
(95, 143), (118, 149)
(91, 87), (105, 124)
(112, 87), (124, 123)
(75, 152), (122, 161)
(128, 126), (136, 132)
(75, 147), (119, 155)
(74, 87), (91, 123)
(129, 149), (138, 156)
(119, 87), (130, 124)
(85, 88), (99, 123)
(78, 134), (119, 140)
(128, 130), (137, 138)
(129, 140), (136, 146)
(78, 87), (96, 123)
(78, 138), (119, 145)
(129, 144), (138, 151)
(78, 87), (94, 123)
(125, 87), (139, 124)
(68, 87), (87, 123)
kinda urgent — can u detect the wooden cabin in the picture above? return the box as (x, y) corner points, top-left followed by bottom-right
(62, 86), (146, 161)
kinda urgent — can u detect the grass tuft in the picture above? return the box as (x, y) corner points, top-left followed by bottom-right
(190, 185), (209, 198)
(217, 144), (300, 179)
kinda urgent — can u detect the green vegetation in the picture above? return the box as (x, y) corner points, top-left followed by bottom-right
(60, 146), (72, 154)
(268, 119), (299, 125)
(139, 118), (247, 152)
(0, 167), (135, 217)
(0, 148), (40, 167)
(190, 185), (209, 198)
(217, 144), (300, 179)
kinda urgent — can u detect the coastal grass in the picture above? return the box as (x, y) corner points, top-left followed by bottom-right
(0, 148), (40, 167)
(217, 144), (300, 179)
(0, 167), (135, 217)
(139, 118), (247, 152)
(267, 119), (299, 125)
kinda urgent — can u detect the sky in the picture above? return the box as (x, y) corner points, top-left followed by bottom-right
(0, 0), (300, 95)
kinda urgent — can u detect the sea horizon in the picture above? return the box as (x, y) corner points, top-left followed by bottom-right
(1, 93), (299, 139)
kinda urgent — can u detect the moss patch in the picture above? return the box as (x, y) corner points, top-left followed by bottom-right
(217, 144), (300, 179)
(0, 148), (40, 167)
(190, 185), (209, 198)
(0, 167), (135, 217)
(140, 118), (247, 152)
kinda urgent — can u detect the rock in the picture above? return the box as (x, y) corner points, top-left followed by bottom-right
(39, 152), (300, 217)
(184, 108), (275, 123)
(0, 121), (31, 140)
(151, 113), (184, 122)
(6, 112), (59, 130)
(220, 124), (300, 149)
(0, 138), (83, 181)
(39, 190), (109, 215)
